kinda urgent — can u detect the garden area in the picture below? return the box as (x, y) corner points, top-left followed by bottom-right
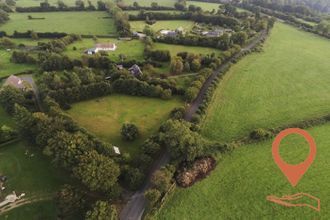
(67, 94), (183, 157)
(1, 12), (116, 35)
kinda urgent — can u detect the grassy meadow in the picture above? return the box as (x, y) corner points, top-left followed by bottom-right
(2, 12), (115, 35)
(153, 42), (222, 56)
(202, 22), (330, 142)
(157, 123), (330, 219)
(186, 1), (221, 11)
(0, 50), (35, 77)
(67, 95), (183, 157)
(0, 141), (69, 219)
(130, 20), (195, 32)
(63, 38), (145, 61)
(0, 201), (58, 220)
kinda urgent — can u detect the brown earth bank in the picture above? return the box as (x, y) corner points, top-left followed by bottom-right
(175, 156), (216, 188)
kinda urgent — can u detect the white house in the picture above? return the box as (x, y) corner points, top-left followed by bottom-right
(95, 43), (117, 52)
(85, 43), (117, 55)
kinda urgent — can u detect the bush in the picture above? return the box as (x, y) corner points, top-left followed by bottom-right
(169, 107), (186, 119)
(144, 189), (161, 208)
(121, 123), (139, 141)
(122, 166), (145, 190)
(250, 128), (272, 140)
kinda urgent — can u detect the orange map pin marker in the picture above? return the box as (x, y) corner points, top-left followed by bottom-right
(272, 128), (316, 187)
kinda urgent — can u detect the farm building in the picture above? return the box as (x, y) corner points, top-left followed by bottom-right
(85, 43), (117, 55)
(129, 64), (143, 77)
(3, 75), (27, 90)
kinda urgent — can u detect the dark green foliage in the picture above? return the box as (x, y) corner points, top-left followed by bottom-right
(151, 166), (174, 192)
(169, 107), (186, 120)
(0, 9), (9, 24)
(0, 125), (17, 144)
(85, 201), (117, 220)
(159, 119), (207, 162)
(121, 123), (139, 141)
(122, 166), (145, 190)
(56, 184), (86, 219)
(0, 86), (27, 114)
(11, 51), (36, 64)
(73, 150), (120, 192)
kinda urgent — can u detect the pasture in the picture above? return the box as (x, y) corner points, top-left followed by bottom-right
(202, 22), (330, 142)
(63, 38), (145, 61)
(157, 123), (330, 219)
(67, 95), (183, 157)
(130, 20), (195, 32)
(153, 42), (222, 56)
(1, 12), (115, 35)
(186, 1), (221, 11)
(0, 141), (69, 218)
(0, 50), (35, 77)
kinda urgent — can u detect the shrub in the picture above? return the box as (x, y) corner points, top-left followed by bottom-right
(122, 166), (145, 190)
(144, 189), (161, 208)
(169, 107), (186, 120)
(121, 123), (139, 141)
(250, 128), (272, 140)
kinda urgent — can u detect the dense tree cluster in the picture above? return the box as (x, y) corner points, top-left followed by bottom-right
(107, 2), (131, 36)
(85, 201), (117, 220)
(11, 51), (37, 64)
(38, 68), (112, 105)
(0, 8), (9, 24)
(38, 34), (81, 53)
(14, 103), (121, 194)
(159, 119), (208, 162)
(121, 123), (139, 141)
(184, 68), (213, 102)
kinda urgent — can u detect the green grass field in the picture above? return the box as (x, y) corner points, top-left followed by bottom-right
(63, 38), (145, 61)
(67, 95), (183, 157)
(157, 123), (330, 219)
(130, 20), (195, 32)
(0, 200), (58, 220)
(202, 23), (330, 142)
(1, 12), (115, 35)
(186, 1), (221, 11)
(0, 141), (69, 219)
(0, 50), (36, 77)
(153, 42), (222, 56)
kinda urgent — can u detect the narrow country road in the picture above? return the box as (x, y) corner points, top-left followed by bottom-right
(119, 30), (268, 220)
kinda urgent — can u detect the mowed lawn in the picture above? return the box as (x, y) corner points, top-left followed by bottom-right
(67, 95), (183, 156)
(153, 42), (222, 56)
(63, 38), (145, 61)
(202, 23), (330, 142)
(157, 123), (330, 219)
(2, 12), (115, 35)
(130, 20), (195, 32)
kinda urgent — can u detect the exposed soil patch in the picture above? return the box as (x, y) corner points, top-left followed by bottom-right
(175, 156), (216, 188)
